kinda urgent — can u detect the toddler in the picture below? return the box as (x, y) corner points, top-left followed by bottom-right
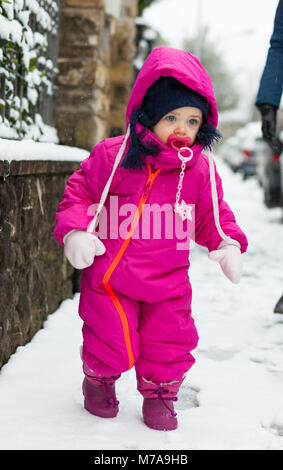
(54, 47), (248, 431)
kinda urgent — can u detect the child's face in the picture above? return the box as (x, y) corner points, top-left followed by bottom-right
(152, 106), (203, 147)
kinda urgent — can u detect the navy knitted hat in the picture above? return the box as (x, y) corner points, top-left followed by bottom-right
(122, 77), (222, 169)
(141, 76), (210, 125)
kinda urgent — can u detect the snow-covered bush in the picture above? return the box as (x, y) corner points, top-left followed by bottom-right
(0, 0), (59, 140)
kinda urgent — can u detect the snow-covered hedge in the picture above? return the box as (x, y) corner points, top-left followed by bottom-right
(0, 0), (59, 141)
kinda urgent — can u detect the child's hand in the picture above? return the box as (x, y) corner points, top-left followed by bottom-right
(63, 230), (106, 269)
(208, 240), (242, 284)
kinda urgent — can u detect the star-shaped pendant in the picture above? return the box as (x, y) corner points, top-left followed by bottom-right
(174, 200), (193, 221)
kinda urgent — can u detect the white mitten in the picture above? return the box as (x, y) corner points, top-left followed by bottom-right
(63, 230), (106, 269)
(208, 239), (242, 284)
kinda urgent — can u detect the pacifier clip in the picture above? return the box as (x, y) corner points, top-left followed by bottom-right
(167, 134), (194, 222)
(174, 146), (193, 221)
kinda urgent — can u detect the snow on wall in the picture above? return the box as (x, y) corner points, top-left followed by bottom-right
(0, 137), (89, 162)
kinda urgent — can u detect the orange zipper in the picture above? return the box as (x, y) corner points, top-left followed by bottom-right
(102, 162), (161, 369)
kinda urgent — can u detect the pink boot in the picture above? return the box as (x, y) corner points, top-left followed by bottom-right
(82, 376), (119, 418)
(142, 387), (178, 431)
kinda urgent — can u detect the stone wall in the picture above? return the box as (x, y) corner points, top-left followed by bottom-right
(0, 160), (80, 368)
(56, 0), (137, 150)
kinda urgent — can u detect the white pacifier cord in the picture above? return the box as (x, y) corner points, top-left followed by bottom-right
(87, 125), (131, 234)
(206, 149), (232, 243)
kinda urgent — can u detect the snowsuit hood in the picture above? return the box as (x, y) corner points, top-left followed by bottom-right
(122, 47), (219, 172)
(126, 47), (218, 128)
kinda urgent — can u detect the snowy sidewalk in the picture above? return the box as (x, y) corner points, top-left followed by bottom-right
(1, 158), (283, 450)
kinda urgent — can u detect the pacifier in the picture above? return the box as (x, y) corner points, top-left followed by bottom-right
(167, 134), (192, 151)
(167, 134), (193, 162)
(167, 134), (193, 166)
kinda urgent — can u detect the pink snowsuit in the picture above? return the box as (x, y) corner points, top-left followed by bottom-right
(54, 48), (248, 398)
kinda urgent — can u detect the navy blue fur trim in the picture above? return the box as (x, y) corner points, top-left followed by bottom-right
(197, 123), (222, 150)
(121, 110), (159, 169)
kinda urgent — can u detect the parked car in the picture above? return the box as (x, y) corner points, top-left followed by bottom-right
(237, 121), (261, 180)
(219, 121), (261, 179)
(218, 135), (244, 172)
(255, 135), (282, 208)
(255, 135), (266, 187)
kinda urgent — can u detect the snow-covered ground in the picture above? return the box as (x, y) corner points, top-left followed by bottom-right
(0, 157), (283, 451)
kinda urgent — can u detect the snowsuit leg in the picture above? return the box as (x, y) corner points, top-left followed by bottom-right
(135, 290), (199, 397)
(80, 276), (198, 394)
(79, 275), (141, 377)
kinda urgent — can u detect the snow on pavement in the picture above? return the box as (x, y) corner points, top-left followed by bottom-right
(0, 157), (283, 450)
